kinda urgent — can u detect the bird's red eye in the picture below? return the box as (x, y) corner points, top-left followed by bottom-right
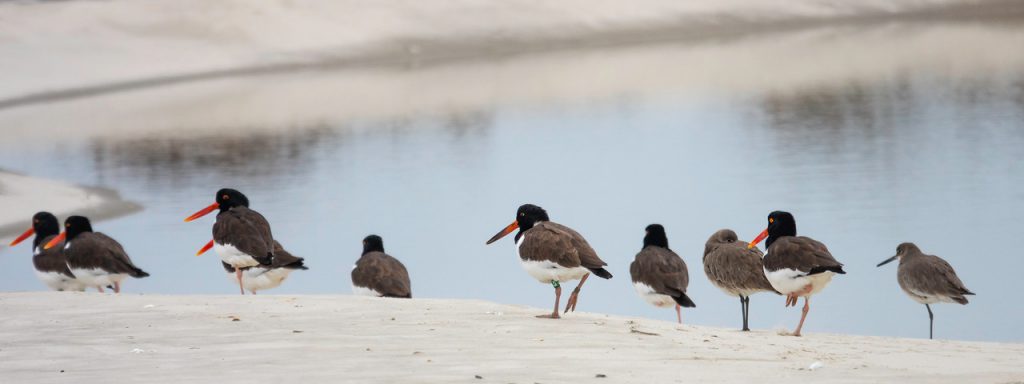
(223, 195), (229, 200)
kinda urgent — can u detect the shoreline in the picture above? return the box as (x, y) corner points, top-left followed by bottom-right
(2, 0), (1022, 110)
(0, 292), (1021, 383)
(0, 170), (141, 238)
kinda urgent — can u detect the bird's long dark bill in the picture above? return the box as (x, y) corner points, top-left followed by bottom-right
(877, 255), (898, 267)
(184, 202), (219, 222)
(486, 222), (519, 244)
(196, 239), (215, 256)
(747, 228), (769, 249)
(8, 227), (34, 246)
(43, 232), (66, 250)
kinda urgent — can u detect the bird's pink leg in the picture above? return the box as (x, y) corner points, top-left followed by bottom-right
(236, 269), (245, 295)
(114, 281), (121, 294)
(96, 286), (104, 293)
(537, 283), (561, 319)
(250, 290), (257, 295)
(564, 273), (591, 313)
(792, 296), (811, 337)
(676, 304), (682, 324)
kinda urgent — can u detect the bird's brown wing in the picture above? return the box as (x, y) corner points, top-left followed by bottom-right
(352, 252), (412, 298)
(32, 235), (75, 278)
(704, 242), (776, 293)
(764, 236), (844, 274)
(899, 255), (973, 302)
(67, 233), (148, 277)
(269, 240), (307, 269)
(518, 223), (581, 268)
(631, 246), (689, 297)
(213, 207), (275, 264)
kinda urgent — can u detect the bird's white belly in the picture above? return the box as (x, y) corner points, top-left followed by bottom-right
(708, 280), (763, 298)
(515, 235), (588, 284)
(764, 267), (834, 296)
(229, 267), (294, 293)
(214, 243), (261, 268)
(519, 259), (589, 284)
(904, 288), (956, 305)
(352, 284), (383, 297)
(69, 267), (126, 288)
(35, 271), (85, 292)
(633, 282), (676, 308)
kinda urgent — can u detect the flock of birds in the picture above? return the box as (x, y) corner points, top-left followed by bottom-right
(8, 188), (975, 339)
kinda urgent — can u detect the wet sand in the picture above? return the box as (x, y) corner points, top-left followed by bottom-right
(0, 171), (141, 237)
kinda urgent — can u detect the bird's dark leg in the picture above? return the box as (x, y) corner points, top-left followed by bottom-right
(926, 304), (934, 340)
(741, 296), (751, 331)
(236, 269), (245, 295)
(564, 273), (591, 313)
(537, 281), (561, 319)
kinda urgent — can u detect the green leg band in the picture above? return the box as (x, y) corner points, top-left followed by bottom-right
(551, 280), (560, 288)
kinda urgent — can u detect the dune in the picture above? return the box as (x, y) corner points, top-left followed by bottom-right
(0, 292), (1020, 383)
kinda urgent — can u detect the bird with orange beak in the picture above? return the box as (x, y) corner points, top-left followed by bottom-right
(486, 204), (612, 319)
(43, 215), (149, 293)
(748, 211), (844, 336)
(8, 212), (85, 291)
(185, 188), (295, 295)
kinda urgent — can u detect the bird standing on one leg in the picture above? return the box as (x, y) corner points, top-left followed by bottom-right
(877, 242), (974, 340)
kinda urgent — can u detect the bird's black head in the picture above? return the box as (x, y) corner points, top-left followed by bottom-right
(515, 204), (549, 231)
(765, 211), (796, 248)
(362, 234), (385, 255)
(64, 215), (94, 241)
(216, 188), (250, 211)
(643, 224), (669, 249)
(31, 212), (61, 247)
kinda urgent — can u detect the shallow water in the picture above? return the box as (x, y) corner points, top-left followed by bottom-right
(1, 20), (1023, 342)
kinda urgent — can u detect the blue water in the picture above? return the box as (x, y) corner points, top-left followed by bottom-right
(1, 22), (1023, 342)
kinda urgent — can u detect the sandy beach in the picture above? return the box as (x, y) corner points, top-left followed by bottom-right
(0, 292), (1021, 383)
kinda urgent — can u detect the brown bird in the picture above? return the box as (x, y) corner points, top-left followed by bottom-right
(703, 229), (777, 331)
(351, 235), (412, 298)
(218, 240), (308, 295)
(748, 211), (844, 336)
(8, 212), (84, 291)
(630, 224), (695, 324)
(44, 215), (149, 293)
(185, 188), (287, 295)
(486, 204), (612, 319)
(877, 242), (974, 339)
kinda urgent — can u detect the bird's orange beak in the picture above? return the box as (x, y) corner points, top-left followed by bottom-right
(185, 202), (219, 222)
(747, 229), (769, 249)
(196, 239), (214, 256)
(486, 222), (519, 244)
(44, 232), (66, 250)
(8, 227), (34, 247)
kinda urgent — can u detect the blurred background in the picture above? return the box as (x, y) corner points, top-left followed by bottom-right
(1, 0), (1022, 342)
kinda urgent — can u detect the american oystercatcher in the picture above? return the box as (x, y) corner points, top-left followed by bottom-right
(630, 224), (695, 324)
(486, 204), (612, 319)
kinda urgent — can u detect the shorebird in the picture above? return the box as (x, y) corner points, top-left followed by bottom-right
(748, 211), (844, 336)
(877, 242), (974, 339)
(8, 212), (85, 291)
(351, 235), (412, 298)
(44, 215), (149, 293)
(630, 224), (695, 324)
(486, 204), (612, 319)
(200, 239), (307, 295)
(703, 229), (777, 331)
(185, 188), (284, 295)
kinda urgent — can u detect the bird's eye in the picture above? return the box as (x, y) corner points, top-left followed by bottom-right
(223, 195), (229, 200)
(65, 224), (70, 227)
(33, 220), (38, 224)
(769, 218), (774, 223)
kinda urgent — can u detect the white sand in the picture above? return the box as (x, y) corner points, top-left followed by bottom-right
(1, 0), (1015, 102)
(0, 171), (140, 237)
(0, 293), (1020, 383)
